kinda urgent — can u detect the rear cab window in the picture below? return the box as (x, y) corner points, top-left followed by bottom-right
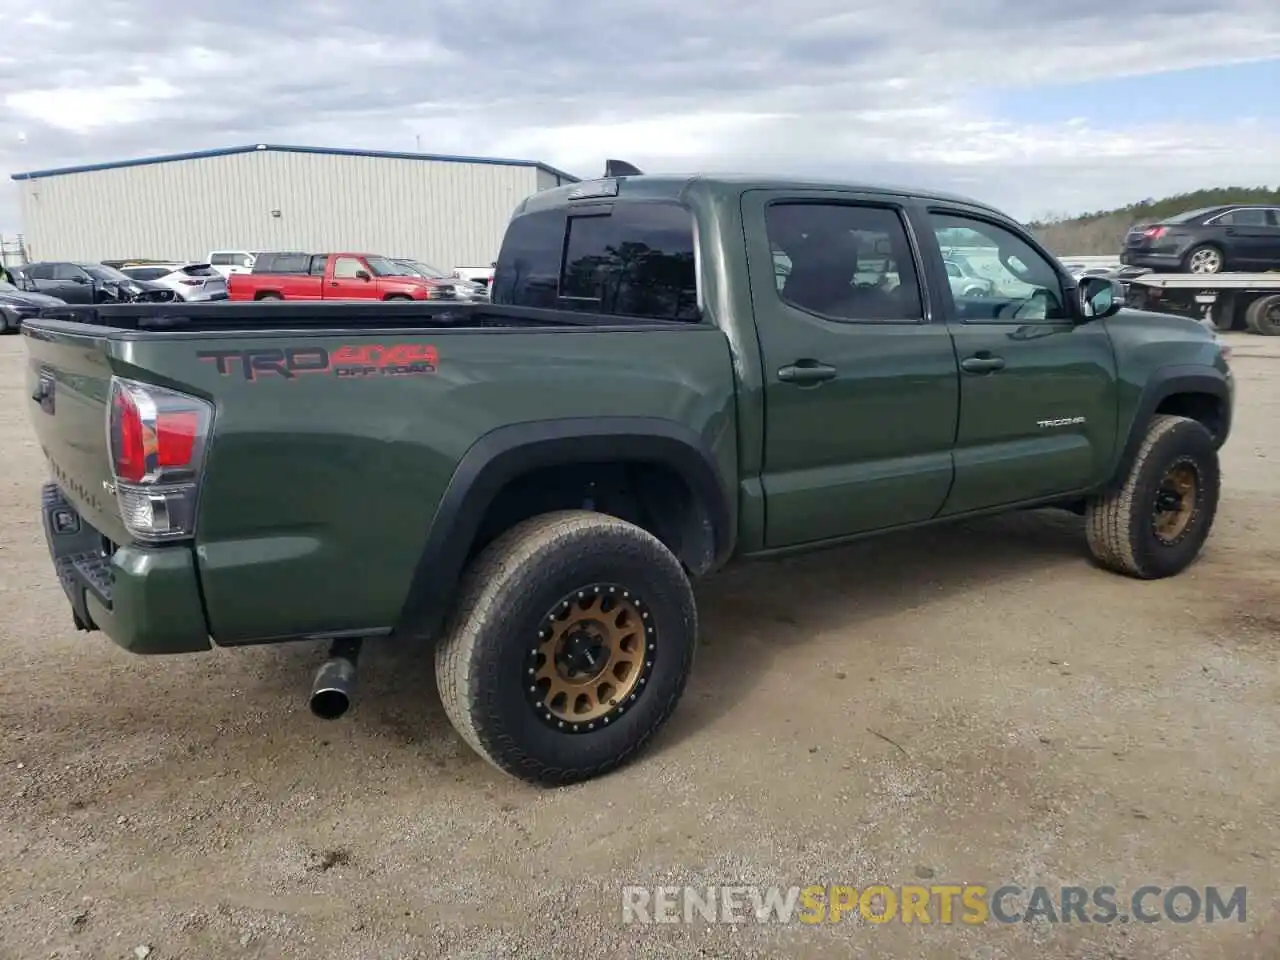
(252, 253), (317, 275)
(492, 199), (699, 321)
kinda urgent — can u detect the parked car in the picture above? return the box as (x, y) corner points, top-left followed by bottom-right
(13, 262), (176, 304)
(393, 259), (488, 299)
(942, 255), (997, 297)
(208, 250), (258, 279)
(452, 264), (496, 290)
(25, 169), (1233, 788)
(1120, 204), (1280, 274)
(118, 262), (228, 302)
(0, 274), (65, 332)
(229, 252), (459, 301)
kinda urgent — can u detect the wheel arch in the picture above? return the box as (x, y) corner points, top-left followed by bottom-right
(1105, 366), (1232, 492)
(394, 417), (736, 641)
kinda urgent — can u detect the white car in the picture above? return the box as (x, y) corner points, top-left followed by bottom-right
(207, 250), (257, 279)
(452, 263), (496, 291)
(118, 262), (229, 301)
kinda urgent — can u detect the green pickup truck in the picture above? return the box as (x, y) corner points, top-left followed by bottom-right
(24, 171), (1233, 786)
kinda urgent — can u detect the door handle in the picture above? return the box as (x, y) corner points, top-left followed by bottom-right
(778, 360), (837, 385)
(960, 354), (1006, 374)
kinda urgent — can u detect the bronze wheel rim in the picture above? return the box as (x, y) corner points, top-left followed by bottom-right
(1152, 460), (1199, 544)
(525, 584), (655, 732)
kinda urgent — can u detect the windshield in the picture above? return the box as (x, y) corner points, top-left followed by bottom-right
(84, 264), (133, 283)
(365, 256), (416, 277)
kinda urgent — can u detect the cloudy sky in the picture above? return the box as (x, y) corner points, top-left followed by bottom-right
(2, 0), (1279, 234)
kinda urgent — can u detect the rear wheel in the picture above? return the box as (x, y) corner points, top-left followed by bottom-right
(1244, 294), (1280, 336)
(435, 510), (697, 786)
(1084, 415), (1220, 579)
(1183, 244), (1224, 274)
(255, 292), (283, 301)
(385, 294), (413, 301)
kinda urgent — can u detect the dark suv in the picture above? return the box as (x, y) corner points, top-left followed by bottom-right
(15, 261), (177, 304)
(1120, 204), (1280, 274)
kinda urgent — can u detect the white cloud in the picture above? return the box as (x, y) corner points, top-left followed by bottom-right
(0, 0), (1278, 233)
(6, 78), (181, 132)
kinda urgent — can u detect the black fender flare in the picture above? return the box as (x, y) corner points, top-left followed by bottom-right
(1104, 364), (1232, 491)
(394, 416), (735, 641)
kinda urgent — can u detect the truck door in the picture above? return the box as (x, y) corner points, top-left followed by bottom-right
(743, 190), (961, 548)
(912, 206), (1120, 514)
(328, 256), (379, 299)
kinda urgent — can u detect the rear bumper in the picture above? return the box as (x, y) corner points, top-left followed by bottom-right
(41, 483), (211, 654)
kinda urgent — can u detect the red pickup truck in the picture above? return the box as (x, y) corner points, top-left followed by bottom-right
(228, 252), (458, 301)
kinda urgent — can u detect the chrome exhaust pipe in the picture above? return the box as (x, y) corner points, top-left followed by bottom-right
(309, 637), (362, 719)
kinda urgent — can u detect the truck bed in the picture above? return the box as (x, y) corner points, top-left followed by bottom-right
(29, 300), (694, 333)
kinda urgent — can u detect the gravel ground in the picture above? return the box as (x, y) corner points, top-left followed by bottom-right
(1, 331), (1277, 960)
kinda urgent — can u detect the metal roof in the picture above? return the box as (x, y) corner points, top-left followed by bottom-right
(10, 143), (581, 183)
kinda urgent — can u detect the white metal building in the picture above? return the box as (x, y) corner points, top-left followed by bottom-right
(10, 143), (580, 269)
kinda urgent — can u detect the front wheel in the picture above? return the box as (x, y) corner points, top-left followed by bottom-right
(435, 510), (698, 786)
(1084, 415), (1220, 579)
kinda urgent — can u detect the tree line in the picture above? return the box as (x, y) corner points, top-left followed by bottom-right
(1028, 186), (1280, 256)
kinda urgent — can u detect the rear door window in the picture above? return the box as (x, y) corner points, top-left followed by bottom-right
(494, 201), (699, 320)
(1217, 209), (1268, 227)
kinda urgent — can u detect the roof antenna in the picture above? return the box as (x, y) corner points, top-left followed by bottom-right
(604, 159), (643, 177)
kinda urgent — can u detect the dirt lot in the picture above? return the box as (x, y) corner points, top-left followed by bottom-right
(1, 332), (1277, 960)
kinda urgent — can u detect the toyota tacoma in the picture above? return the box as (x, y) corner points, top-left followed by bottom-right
(24, 170), (1233, 786)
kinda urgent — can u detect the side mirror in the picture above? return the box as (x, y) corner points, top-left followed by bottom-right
(71, 275), (90, 283)
(1077, 275), (1123, 320)
(355, 269), (372, 281)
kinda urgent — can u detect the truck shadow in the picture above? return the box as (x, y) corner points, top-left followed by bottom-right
(651, 507), (1092, 751)
(354, 507), (1092, 757)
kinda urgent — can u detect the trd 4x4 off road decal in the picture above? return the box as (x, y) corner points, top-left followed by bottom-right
(197, 344), (438, 381)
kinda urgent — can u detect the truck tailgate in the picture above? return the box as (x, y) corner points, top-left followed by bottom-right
(24, 325), (130, 545)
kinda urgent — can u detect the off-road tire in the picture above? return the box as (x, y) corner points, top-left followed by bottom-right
(435, 510), (698, 786)
(1085, 414), (1220, 579)
(1244, 294), (1280, 336)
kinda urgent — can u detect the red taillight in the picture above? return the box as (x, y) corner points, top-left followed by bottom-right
(112, 385), (146, 482)
(158, 411), (199, 467)
(1144, 226), (1168, 240)
(180, 278), (202, 286)
(107, 378), (213, 542)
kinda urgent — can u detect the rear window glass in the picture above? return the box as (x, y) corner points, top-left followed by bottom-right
(181, 264), (217, 277)
(123, 267), (171, 281)
(254, 253), (311, 274)
(493, 201), (699, 321)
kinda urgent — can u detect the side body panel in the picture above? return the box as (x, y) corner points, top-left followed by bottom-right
(105, 324), (739, 644)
